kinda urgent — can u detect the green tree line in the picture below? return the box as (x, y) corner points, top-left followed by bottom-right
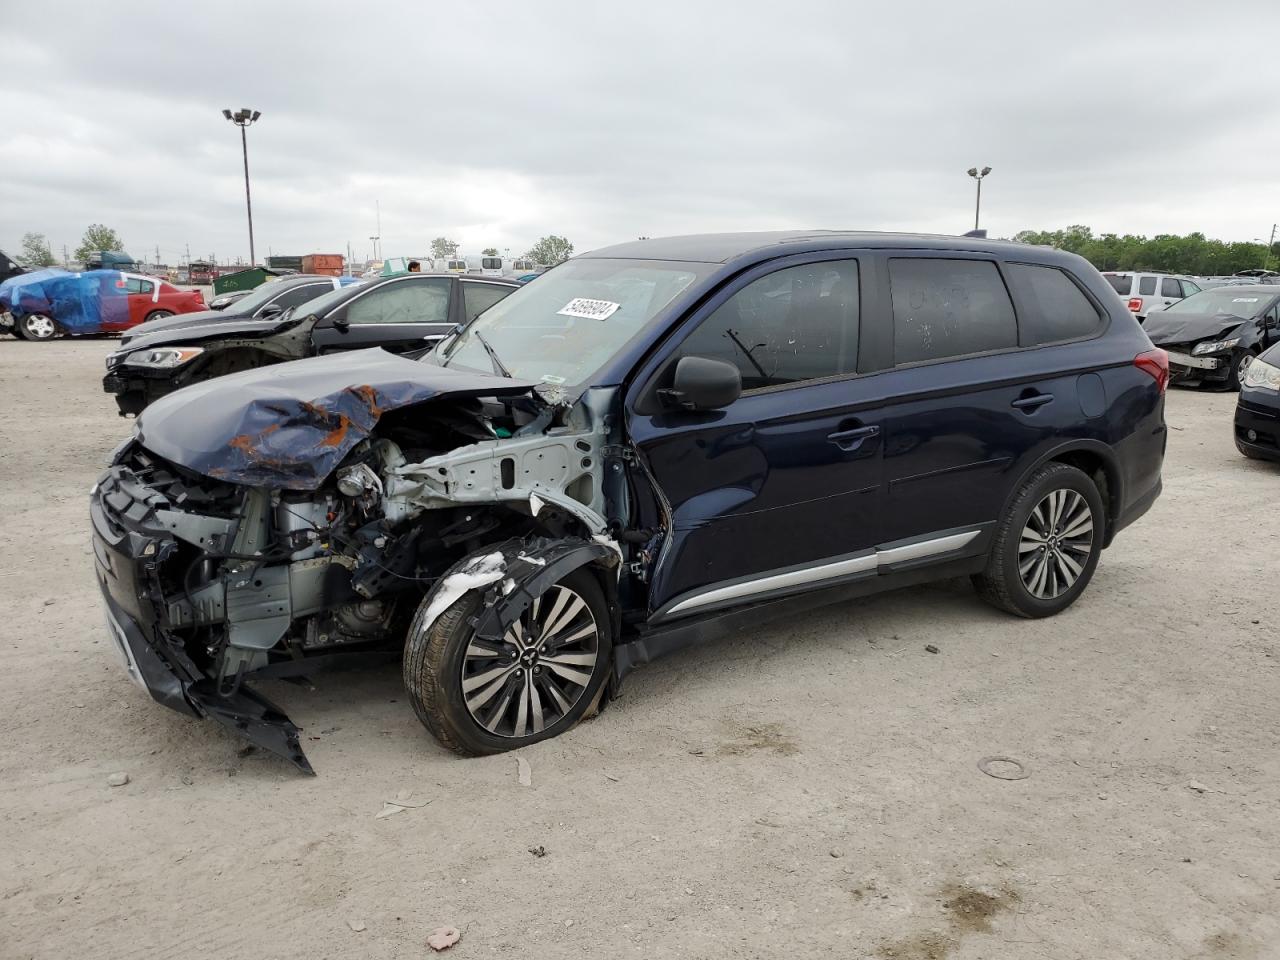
(1013, 225), (1278, 276)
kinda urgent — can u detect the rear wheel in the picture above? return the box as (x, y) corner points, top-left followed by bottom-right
(974, 462), (1105, 618)
(18, 313), (57, 341)
(404, 563), (611, 756)
(144, 310), (174, 323)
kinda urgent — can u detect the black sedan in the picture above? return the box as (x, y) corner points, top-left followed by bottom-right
(1143, 285), (1280, 389)
(1235, 342), (1280, 462)
(103, 272), (518, 415)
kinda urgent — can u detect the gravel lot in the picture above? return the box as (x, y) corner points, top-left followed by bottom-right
(1, 340), (1277, 960)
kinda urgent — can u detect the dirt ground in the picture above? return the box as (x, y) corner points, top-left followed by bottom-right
(1, 339), (1277, 960)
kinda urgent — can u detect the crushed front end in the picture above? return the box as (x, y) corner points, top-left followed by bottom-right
(89, 366), (631, 772)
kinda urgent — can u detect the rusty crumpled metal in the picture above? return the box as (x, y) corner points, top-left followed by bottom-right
(136, 348), (535, 490)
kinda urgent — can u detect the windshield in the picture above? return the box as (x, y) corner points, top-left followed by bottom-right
(1165, 288), (1273, 317)
(436, 258), (705, 386)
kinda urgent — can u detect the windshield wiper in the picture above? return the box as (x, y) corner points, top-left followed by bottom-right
(474, 330), (513, 379)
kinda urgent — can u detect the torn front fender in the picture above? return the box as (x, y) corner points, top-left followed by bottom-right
(135, 349), (537, 490)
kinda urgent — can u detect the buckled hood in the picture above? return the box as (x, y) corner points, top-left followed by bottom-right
(135, 349), (535, 489)
(1144, 311), (1245, 345)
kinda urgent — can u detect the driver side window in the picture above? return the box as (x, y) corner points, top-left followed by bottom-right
(347, 278), (451, 325)
(677, 260), (860, 391)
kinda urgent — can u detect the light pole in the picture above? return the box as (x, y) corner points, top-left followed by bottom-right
(222, 108), (261, 266)
(369, 235), (380, 261)
(967, 166), (992, 231)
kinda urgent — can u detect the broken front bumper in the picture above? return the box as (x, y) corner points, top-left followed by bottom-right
(90, 473), (314, 773)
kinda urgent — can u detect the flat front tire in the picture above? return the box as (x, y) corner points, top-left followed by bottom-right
(973, 462), (1105, 618)
(403, 562), (611, 756)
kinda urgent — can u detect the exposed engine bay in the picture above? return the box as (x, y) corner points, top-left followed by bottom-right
(91, 363), (646, 772)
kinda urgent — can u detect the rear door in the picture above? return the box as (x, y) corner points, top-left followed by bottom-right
(312, 276), (455, 354)
(629, 254), (886, 619)
(460, 280), (516, 324)
(873, 254), (1107, 558)
(122, 277), (156, 327)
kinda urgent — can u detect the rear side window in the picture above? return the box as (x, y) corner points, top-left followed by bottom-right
(273, 283), (330, 309)
(1103, 274), (1131, 296)
(1161, 278), (1182, 297)
(1004, 263), (1103, 344)
(679, 259), (860, 390)
(1138, 276), (1157, 296)
(1181, 279), (1201, 297)
(889, 259), (1017, 364)
(462, 281), (513, 320)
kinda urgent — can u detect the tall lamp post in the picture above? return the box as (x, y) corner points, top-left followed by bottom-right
(222, 108), (261, 266)
(967, 166), (992, 231)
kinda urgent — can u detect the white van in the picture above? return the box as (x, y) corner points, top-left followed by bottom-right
(480, 256), (505, 277)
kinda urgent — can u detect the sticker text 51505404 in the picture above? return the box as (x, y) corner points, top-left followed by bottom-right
(557, 298), (621, 321)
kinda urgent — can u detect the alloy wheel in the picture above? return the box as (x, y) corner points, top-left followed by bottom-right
(460, 584), (599, 738)
(1018, 489), (1094, 600)
(23, 315), (56, 340)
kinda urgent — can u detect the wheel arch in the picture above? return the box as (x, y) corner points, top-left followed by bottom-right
(1001, 441), (1122, 547)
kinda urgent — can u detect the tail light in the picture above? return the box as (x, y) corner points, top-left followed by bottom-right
(1134, 349), (1169, 393)
(1127, 297), (1143, 313)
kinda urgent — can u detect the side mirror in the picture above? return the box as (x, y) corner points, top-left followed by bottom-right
(658, 356), (742, 411)
(258, 303), (283, 318)
(329, 314), (350, 332)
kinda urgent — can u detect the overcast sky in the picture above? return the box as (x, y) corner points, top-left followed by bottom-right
(4, 0), (1278, 266)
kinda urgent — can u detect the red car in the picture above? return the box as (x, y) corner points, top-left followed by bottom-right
(115, 275), (206, 330)
(1, 270), (205, 341)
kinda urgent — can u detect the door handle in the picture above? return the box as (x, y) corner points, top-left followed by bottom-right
(1011, 393), (1054, 411)
(827, 424), (880, 451)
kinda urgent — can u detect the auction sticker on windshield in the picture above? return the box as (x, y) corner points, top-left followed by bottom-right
(557, 298), (621, 321)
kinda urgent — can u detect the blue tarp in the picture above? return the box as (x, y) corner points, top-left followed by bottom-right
(0, 269), (134, 334)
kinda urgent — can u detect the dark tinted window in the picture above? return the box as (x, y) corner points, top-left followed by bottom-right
(271, 283), (330, 310)
(1103, 274), (1131, 296)
(1161, 277), (1182, 298)
(1005, 263), (1103, 344)
(1138, 276), (1157, 296)
(679, 260), (859, 390)
(889, 259), (1017, 364)
(462, 281), (514, 320)
(1180, 279), (1201, 297)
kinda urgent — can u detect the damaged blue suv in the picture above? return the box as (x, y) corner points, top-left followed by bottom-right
(90, 232), (1168, 771)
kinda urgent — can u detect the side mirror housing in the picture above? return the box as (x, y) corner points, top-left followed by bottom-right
(658, 356), (742, 411)
(258, 303), (283, 318)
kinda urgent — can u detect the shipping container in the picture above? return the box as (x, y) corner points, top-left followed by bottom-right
(301, 254), (344, 277)
(266, 255), (304, 272)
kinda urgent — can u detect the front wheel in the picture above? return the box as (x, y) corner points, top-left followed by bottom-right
(18, 313), (57, 341)
(1226, 349), (1257, 391)
(404, 563), (611, 756)
(974, 462), (1105, 618)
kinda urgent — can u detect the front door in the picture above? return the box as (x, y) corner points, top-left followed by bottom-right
(312, 276), (456, 354)
(628, 254), (886, 619)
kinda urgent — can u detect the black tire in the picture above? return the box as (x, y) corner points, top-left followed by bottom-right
(403, 561), (611, 756)
(973, 462), (1106, 618)
(1226, 349), (1258, 391)
(17, 312), (57, 341)
(144, 310), (174, 323)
